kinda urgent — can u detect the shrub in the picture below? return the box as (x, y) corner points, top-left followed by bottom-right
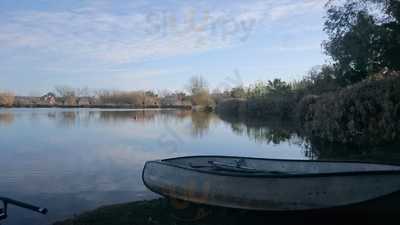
(215, 98), (246, 115)
(191, 90), (214, 107)
(296, 95), (319, 125)
(96, 91), (158, 107)
(0, 92), (15, 107)
(298, 74), (400, 145)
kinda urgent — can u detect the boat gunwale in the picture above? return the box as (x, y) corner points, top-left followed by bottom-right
(143, 155), (400, 179)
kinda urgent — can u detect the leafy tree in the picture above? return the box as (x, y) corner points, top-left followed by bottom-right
(230, 86), (247, 98)
(247, 81), (269, 98)
(266, 79), (291, 95)
(324, 0), (400, 85)
(302, 65), (339, 94)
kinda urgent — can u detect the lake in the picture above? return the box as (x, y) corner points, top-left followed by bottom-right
(0, 108), (399, 225)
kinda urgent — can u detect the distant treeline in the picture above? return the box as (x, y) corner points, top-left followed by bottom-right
(0, 77), (211, 109)
(0, 88), (191, 109)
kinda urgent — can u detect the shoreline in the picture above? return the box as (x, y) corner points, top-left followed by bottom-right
(0, 105), (192, 110)
(52, 197), (400, 225)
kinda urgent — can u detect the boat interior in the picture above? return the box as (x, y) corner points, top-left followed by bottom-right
(163, 156), (400, 175)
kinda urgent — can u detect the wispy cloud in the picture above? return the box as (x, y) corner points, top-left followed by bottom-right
(0, 4), (242, 64)
(0, 0), (327, 65)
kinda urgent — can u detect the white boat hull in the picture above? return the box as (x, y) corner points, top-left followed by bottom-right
(142, 156), (400, 211)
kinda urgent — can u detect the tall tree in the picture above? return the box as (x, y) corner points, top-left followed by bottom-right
(324, 0), (400, 85)
(186, 75), (208, 95)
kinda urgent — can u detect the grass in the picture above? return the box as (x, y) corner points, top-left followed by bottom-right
(53, 199), (172, 225)
(52, 197), (400, 225)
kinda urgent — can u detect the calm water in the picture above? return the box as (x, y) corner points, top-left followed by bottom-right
(0, 108), (398, 225)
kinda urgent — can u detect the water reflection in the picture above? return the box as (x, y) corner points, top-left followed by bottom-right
(218, 114), (301, 145)
(218, 113), (400, 163)
(59, 111), (77, 126)
(0, 111), (14, 126)
(302, 138), (400, 163)
(98, 110), (158, 123)
(190, 111), (216, 137)
(1, 108), (398, 225)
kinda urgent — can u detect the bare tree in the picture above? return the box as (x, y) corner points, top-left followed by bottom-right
(186, 76), (215, 108)
(55, 86), (76, 97)
(186, 75), (209, 95)
(157, 89), (172, 98)
(76, 87), (90, 97)
(0, 92), (15, 107)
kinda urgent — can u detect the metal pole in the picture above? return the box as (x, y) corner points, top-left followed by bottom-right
(0, 197), (47, 220)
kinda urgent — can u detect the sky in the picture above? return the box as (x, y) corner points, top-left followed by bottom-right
(0, 0), (329, 96)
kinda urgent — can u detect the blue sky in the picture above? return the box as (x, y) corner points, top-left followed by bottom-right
(0, 0), (329, 95)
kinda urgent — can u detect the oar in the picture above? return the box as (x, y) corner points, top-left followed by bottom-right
(190, 161), (289, 174)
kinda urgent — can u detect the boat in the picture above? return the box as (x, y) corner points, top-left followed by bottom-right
(142, 156), (400, 211)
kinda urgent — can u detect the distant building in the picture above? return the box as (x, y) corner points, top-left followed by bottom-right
(14, 96), (41, 106)
(160, 94), (191, 107)
(77, 97), (95, 106)
(144, 96), (160, 107)
(41, 92), (56, 105)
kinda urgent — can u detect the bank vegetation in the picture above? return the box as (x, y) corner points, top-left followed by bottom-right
(216, 0), (400, 146)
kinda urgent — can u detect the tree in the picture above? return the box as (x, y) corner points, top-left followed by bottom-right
(267, 79), (291, 95)
(186, 76), (214, 107)
(192, 90), (213, 106)
(303, 65), (339, 94)
(0, 92), (15, 107)
(324, 0), (400, 85)
(230, 86), (247, 98)
(186, 75), (208, 95)
(55, 86), (76, 97)
(145, 91), (157, 97)
(76, 87), (90, 97)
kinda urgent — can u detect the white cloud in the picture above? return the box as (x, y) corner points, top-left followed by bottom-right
(0, 0), (327, 65)
(0, 4), (239, 64)
(267, 0), (326, 21)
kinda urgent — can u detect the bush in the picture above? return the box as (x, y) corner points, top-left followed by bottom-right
(96, 91), (159, 108)
(295, 95), (319, 125)
(298, 74), (400, 145)
(245, 94), (296, 119)
(0, 92), (15, 107)
(192, 90), (214, 107)
(215, 98), (246, 115)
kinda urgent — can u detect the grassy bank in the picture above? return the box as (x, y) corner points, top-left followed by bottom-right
(52, 199), (241, 225)
(53, 197), (400, 225)
(53, 199), (172, 225)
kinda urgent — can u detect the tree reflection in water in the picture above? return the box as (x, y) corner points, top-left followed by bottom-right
(217, 113), (400, 163)
(302, 138), (400, 163)
(2, 109), (399, 163)
(0, 111), (14, 126)
(98, 110), (157, 123)
(218, 113), (298, 145)
(190, 111), (216, 138)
